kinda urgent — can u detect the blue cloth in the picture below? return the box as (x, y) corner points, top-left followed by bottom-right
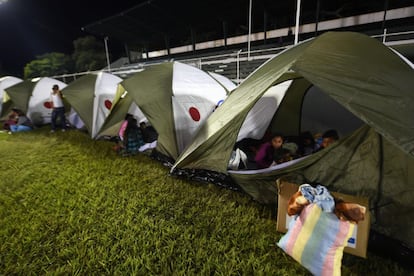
(10, 125), (32, 132)
(299, 184), (335, 212)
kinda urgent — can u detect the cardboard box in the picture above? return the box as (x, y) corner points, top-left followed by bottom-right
(276, 180), (370, 258)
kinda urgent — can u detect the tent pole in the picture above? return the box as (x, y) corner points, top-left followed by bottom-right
(104, 37), (111, 72)
(248, 0), (252, 60)
(164, 35), (170, 56)
(294, 0), (301, 45)
(222, 21), (228, 48)
(191, 28), (196, 52)
(263, 10), (267, 44)
(124, 43), (131, 64)
(314, 0), (321, 37)
(382, 0), (389, 42)
(236, 49), (242, 84)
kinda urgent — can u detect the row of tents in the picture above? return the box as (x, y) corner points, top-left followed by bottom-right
(0, 62), (236, 143)
(1, 32), (414, 252)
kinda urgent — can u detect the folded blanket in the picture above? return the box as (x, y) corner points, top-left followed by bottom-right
(278, 203), (355, 276)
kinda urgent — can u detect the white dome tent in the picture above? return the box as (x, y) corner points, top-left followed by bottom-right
(5, 77), (67, 126)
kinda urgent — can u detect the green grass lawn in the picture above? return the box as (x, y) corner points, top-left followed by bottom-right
(0, 128), (411, 275)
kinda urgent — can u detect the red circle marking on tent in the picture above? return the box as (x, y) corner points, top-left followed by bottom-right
(43, 101), (52, 109)
(189, 107), (201, 121)
(104, 100), (112, 110)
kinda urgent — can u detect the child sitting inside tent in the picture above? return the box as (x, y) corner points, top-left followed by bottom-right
(118, 117), (144, 156)
(254, 133), (284, 169)
(272, 147), (294, 165)
(231, 138), (262, 169)
(315, 129), (339, 152)
(139, 120), (158, 143)
(119, 113), (133, 142)
(298, 131), (317, 156)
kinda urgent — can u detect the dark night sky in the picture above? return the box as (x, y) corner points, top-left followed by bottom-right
(2, 0), (410, 77)
(0, 0), (140, 77)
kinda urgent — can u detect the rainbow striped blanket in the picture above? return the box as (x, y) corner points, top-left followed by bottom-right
(278, 203), (355, 276)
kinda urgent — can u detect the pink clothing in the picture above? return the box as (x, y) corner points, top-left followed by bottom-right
(119, 120), (128, 141)
(254, 142), (274, 169)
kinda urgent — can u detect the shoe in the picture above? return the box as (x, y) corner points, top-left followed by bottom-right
(50, 130), (55, 133)
(61, 129), (66, 132)
(8, 131), (12, 135)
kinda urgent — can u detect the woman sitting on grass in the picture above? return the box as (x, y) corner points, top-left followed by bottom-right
(3, 110), (18, 131)
(9, 108), (33, 133)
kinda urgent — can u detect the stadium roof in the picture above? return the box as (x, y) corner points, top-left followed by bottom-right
(82, 0), (414, 57)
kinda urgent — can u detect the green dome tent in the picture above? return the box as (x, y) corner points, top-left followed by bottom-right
(0, 76), (23, 118)
(97, 82), (147, 141)
(61, 72), (122, 138)
(171, 32), (414, 250)
(99, 61), (234, 161)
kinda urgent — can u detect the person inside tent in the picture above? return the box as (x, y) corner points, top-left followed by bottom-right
(298, 131), (317, 156)
(8, 108), (33, 133)
(136, 120), (158, 153)
(254, 133), (285, 169)
(316, 129), (339, 151)
(233, 138), (262, 169)
(50, 84), (67, 133)
(119, 117), (144, 156)
(3, 110), (18, 131)
(119, 113), (133, 142)
(272, 147), (294, 165)
(139, 120), (158, 144)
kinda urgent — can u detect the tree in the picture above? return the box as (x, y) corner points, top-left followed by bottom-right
(72, 36), (107, 72)
(23, 52), (73, 79)
(21, 35), (107, 79)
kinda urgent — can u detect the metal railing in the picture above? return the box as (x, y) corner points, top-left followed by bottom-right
(51, 29), (414, 84)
